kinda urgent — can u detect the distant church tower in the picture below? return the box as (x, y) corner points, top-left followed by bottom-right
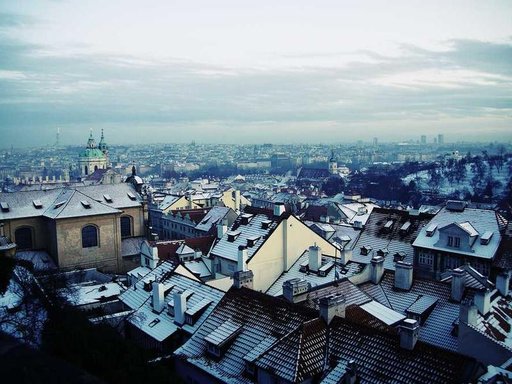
(78, 129), (108, 176)
(328, 150), (338, 175)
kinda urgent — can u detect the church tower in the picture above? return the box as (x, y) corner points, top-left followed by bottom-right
(328, 149), (338, 175)
(78, 129), (108, 176)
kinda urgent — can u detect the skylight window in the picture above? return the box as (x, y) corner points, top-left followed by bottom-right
(127, 192), (137, 201)
(81, 200), (91, 209)
(103, 194), (113, 203)
(54, 200), (66, 209)
(32, 200), (43, 209)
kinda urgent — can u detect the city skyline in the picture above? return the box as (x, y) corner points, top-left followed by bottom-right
(0, 0), (511, 146)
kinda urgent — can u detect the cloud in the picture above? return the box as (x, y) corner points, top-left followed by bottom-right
(0, 31), (510, 146)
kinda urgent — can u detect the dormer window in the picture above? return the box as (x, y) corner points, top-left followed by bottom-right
(447, 236), (460, 248)
(227, 230), (241, 242)
(360, 246), (372, 256)
(261, 220), (272, 229)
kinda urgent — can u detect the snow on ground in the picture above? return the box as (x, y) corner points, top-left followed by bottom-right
(403, 162), (511, 196)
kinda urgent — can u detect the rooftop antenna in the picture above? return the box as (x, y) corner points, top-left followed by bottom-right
(55, 127), (60, 147)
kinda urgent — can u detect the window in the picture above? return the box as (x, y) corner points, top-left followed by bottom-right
(15, 227), (33, 250)
(448, 236), (461, 248)
(454, 237), (460, 248)
(418, 251), (433, 266)
(82, 225), (98, 248)
(121, 216), (132, 238)
(447, 236), (453, 247)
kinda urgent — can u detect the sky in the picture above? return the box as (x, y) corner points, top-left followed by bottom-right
(0, 0), (511, 147)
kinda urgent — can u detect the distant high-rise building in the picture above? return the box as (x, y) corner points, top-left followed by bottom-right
(437, 134), (444, 145)
(373, 137), (378, 146)
(421, 135), (427, 145)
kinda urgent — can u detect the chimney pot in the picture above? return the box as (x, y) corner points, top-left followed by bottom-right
(394, 261), (413, 291)
(370, 256), (384, 284)
(451, 268), (465, 302)
(400, 319), (419, 350)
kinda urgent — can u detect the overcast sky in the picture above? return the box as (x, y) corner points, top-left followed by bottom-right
(0, 0), (511, 147)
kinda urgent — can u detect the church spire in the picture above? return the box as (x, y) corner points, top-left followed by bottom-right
(87, 129), (96, 148)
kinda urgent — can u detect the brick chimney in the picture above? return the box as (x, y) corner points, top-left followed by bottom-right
(283, 278), (310, 303)
(394, 261), (413, 291)
(399, 319), (419, 350)
(319, 294), (346, 325)
(233, 270), (254, 289)
(370, 256), (384, 284)
(451, 268), (465, 302)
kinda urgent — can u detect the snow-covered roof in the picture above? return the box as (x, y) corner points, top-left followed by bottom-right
(0, 183), (142, 221)
(413, 207), (502, 260)
(119, 261), (224, 343)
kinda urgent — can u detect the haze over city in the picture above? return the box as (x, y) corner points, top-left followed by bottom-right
(0, 0), (511, 146)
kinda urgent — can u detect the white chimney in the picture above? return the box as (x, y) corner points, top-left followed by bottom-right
(173, 291), (187, 325)
(496, 272), (510, 297)
(217, 218), (228, 239)
(152, 282), (165, 313)
(474, 289), (491, 315)
(309, 245), (322, 272)
(237, 246), (248, 272)
(370, 256), (384, 284)
(394, 261), (413, 291)
(451, 268), (465, 302)
(400, 319), (419, 350)
(340, 248), (352, 264)
(234, 190), (241, 211)
(459, 300), (477, 326)
(273, 202), (286, 217)
(283, 278), (310, 303)
(149, 246), (159, 269)
(319, 294), (346, 325)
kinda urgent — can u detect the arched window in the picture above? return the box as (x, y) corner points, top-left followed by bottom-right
(82, 225), (98, 248)
(15, 227), (33, 250)
(94, 165), (98, 171)
(84, 166), (88, 175)
(121, 216), (132, 238)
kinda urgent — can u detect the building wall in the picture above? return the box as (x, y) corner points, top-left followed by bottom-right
(248, 215), (340, 292)
(55, 214), (121, 272)
(4, 217), (50, 250)
(121, 206), (144, 237)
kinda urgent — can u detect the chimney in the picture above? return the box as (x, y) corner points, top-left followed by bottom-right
(496, 272), (510, 297)
(394, 261), (413, 291)
(273, 202), (286, 217)
(400, 319), (419, 350)
(459, 300), (477, 326)
(217, 218), (228, 239)
(319, 294), (346, 325)
(237, 246), (248, 272)
(173, 291), (187, 325)
(474, 289), (491, 315)
(234, 190), (241, 212)
(344, 360), (357, 384)
(370, 256), (384, 284)
(309, 244), (322, 272)
(340, 248), (352, 264)
(283, 278), (310, 303)
(188, 195), (194, 208)
(152, 282), (165, 313)
(233, 270), (254, 289)
(451, 268), (465, 302)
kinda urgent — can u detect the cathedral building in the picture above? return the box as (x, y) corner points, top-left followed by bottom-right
(79, 129), (109, 176)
